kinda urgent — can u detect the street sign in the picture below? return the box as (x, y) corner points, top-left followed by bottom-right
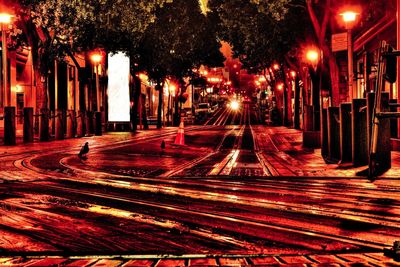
(332, 32), (348, 52)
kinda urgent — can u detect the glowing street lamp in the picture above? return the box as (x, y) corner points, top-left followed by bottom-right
(0, 13), (12, 24)
(91, 52), (103, 112)
(306, 50), (319, 63)
(340, 11), (358, 28)
(305, 47), (322, 131)
(340, 10), (359, 100)
(0, 13), (12, 108)
(169, 84), (177, 97)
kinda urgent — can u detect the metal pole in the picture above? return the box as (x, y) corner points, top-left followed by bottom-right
(191, 78), (194, 114)
(397, 0), (400, 139)
(54, 61), (58, 110)
(347, 28), (354, 100)
(2, 23), (7, 108)
(95, 64), (100, 112)
(167, 92), (170, 126)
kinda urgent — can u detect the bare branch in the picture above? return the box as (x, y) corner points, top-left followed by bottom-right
(320, 0), (331, 43)
(306, 0), (321, 39)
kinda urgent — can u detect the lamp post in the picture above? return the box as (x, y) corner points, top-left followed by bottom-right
(90, 53), (102, 112)
(305, 47), (323, 131)
(167, 82), (176, 126)
(340, 11), (358, 100)
(0, 13), (12, 108)
(233, 63), (241, 95)
(90, 52), (103, 135)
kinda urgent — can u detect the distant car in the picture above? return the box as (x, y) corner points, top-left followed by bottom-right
(243, 96), (252, 103)
(195, 103), (212, 116)
(211, 103), (219, 113)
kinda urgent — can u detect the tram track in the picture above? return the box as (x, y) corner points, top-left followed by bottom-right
(60, 172), (400, 229)
(65, 177), (400, 229)
(2, 102), (400, 258)
(16, 162), (399, 229)
(3, 182), (390, 252)
(163, 104), (291, 177)
(11, 126), (218, 180)
(13, 105), (400, 216)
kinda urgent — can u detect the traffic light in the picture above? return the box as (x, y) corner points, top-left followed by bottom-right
(384, 45), (397, 84)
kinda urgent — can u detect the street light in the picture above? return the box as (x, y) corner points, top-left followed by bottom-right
(306, 50), (319, 64)
(0, 13), (12, 108)
(90, 52), (102, 112)
(340, 10), (359, 100)
(168, 83), (176, 126)
(305, 47), (323, 131)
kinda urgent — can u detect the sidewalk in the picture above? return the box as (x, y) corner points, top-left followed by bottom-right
(255, 126), (400, 179)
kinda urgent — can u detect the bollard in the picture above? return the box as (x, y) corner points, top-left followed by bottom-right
(339, 103), (352, 164)
(95, 111), (102, 136)
(55, 109), (64, 140)
(303, 105), (321, 148)
(23, 107), (34, 143)
(50, 110), (55, 136)
(76, 111), (86, 137)
(321, 108), (328, 160)
(87, 111), (94, 135)
(66, 110), (76, 138)
(370, 92), (391, 172)
(39, 108), (49, 141)
(303, 105), (313, 131)
(327, 107), (340, 163)
(390, 99), (398, 138)
(4, 107), (16, 145)
(352, 99), (368, 166)
(367, 93), (375, 151)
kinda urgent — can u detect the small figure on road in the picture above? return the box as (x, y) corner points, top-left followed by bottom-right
(78, 142), (89, 159)
(160, 140), (165, 157)
(161, 140), (166, 149)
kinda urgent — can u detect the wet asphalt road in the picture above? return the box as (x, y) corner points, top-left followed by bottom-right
(0, 104), (398, 259)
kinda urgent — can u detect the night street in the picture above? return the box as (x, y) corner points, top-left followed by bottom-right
(3, 0), (400, 266)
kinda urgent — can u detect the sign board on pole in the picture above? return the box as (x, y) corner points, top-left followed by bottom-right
(108, 52), (130, 122)
(332, 32), (348, 52)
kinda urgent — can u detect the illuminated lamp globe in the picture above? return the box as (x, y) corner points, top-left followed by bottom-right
(0, 13), (12, 24)
(306, 50), (319, 63)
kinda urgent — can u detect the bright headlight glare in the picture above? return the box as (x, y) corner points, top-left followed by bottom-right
(231, 100), (239, 110)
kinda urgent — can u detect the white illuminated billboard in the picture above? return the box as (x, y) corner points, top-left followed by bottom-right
(108, 52), (130, 122)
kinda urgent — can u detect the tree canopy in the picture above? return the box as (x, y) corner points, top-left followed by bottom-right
(208, 0), (309, 73)
(138, 0), (225, 81)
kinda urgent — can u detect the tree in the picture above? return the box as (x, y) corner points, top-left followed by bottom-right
(139, 0), (225, 128)
(209, 0), (307, 72)
(11, 0), (170, 112)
